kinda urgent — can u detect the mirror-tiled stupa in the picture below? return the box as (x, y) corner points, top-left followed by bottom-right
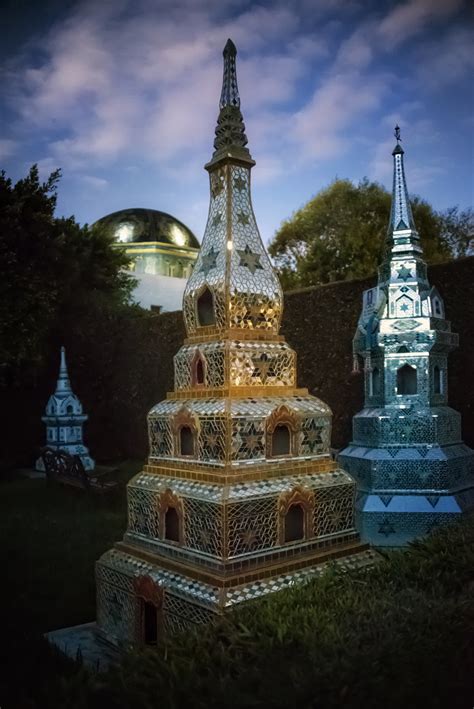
(36, 346), (94, 471)
(95, 40), (375, 645)
(339, 127), (474, 546)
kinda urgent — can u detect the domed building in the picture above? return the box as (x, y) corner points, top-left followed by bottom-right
(94, 208), (200, 311)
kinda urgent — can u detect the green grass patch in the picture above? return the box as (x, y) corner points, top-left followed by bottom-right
(0, 472), (473, 708)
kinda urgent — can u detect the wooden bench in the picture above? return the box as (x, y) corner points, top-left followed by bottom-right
(40, 447), (119, 494)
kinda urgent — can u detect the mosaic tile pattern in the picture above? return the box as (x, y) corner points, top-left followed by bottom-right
(339, 132), (474, 547)
(96, 40), (369, 646)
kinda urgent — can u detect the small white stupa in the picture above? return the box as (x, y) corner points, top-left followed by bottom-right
(36, 346), (95, 471)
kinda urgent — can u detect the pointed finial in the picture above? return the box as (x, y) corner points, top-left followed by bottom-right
(223, 38), (237, 56)
(388, 125), (415, 232)
(219, 38), (240, 110)
(56, 345), (72, 394)
(208, 38), (253, 167)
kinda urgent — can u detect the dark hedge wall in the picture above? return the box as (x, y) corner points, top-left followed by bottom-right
(2, 257), (473, 470)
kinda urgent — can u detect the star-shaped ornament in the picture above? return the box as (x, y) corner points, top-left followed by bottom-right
(241, 424), (263, 455)
(328, 508), (344, 526)
(237, 211), (250, 225)
(204, 431), (219, 449)
(400, 303), (409, 312)
(233, 176), (246, 191)
(396, 265), (412, 281)
(199, 529), (212, 545)
(251, 353), (274, 383)
(200, 248), (218, 275)
(240, 529), (258, 547)
(237, 245), (263, 274)
(305, 428), (323, 447)
(245, 302), (266, 327)
(378, 518), (396, 537)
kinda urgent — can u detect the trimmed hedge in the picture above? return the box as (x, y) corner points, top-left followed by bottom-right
(22, 514), (474, 709)
(2, 257), (474, 469)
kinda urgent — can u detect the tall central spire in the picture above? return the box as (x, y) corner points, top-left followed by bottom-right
(209, 39), (253, 167)
(379, 126), (425, 288)
(388, 125), (416, 234)
(183, 38), (282, 339)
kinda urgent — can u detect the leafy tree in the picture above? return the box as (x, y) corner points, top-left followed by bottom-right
(438, 206), (474, 257)
(268, 178), (453, 290)
(0, 165), (137, 375)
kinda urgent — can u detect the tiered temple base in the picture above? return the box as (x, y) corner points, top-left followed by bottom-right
(339, 407), (474, 547)
(95, 457), (376, 645)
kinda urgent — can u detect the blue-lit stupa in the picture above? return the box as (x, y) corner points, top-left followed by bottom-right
(338, 127), (474, 546)
(36, 346), (94, 471)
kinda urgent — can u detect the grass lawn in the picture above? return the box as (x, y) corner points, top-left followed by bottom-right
(0, 461), (142, 708)
(0, 461), (142, 633)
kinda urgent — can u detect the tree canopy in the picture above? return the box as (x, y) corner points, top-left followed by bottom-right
(268, 178), (471, 290)
(0, 165), (138, 375)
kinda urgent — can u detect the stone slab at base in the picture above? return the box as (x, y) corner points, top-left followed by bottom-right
(46, 622), (122, 671)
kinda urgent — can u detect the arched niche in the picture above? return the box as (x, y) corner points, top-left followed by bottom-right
(278, 486), (314, 544)
(158, 489), (184, 545)
(191, 350), (206, 387)
(179, 426), (194, 456)
(172, 407), (199, 458)
(133, 575), (164, 645)
(397, 363), (417, 395)
(434, 365), (442, 395)
(196, 287), (215, 327)
(266, 405), (300, 458)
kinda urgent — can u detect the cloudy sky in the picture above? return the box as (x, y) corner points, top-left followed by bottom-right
(1, 0), (473, 244)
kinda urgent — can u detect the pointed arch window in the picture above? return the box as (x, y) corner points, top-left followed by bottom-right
(267, 406), (299, 458)
(191, 351), (206, 387)
(197, 287), (215, 327)
(397, 364), (417, 395)
(278, 486), (314, 545)
(158, 490), (184, 545)
(133, 576), (164, 646)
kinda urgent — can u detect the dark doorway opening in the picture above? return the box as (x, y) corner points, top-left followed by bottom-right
(180, 426), (194, 456)
(197, 288), (215, 326)
(143, 601), (158, 644)
(272, 424), (291, 456)
(165, 506), (180, 542)
(397, 364), (417, 395)
(196, 358), (205, 384)
(284, 504), (305, 542)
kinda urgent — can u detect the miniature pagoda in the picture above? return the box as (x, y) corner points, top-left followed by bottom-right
(95, 40), (374, 645)
(339, 127), (474, 546)
(36, 346), (94, 471)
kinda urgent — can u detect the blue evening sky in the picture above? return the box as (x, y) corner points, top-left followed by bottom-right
(1, 0), (473, 244)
